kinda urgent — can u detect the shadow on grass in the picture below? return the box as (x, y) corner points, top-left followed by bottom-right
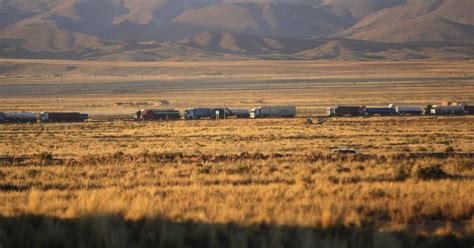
(0, 215), (472, 248)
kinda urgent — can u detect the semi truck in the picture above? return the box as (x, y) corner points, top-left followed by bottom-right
(365, 107), (397, 116)
(228, 109), (250, 118)
(327, 106), (366, 116)
(210, 108), (231, 120)
(184, 108), (212, 120)
(430, 105), (465, 115)
(465, 105), (474, 115)
(1, 112), (37, 123)
(138, 109), (180, 120)
(389, 104), (425, 115)
(250, 106), (296, 118)
(40, 112), (88, 122)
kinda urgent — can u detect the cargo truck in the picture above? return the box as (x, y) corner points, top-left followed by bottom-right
(40, 112), (88, 122)
(250, 106), (296, 118)
(365, 107), (397, 116)
(327, 106), (366, 116)
(2, 112), (37, 123)
(184, 108), (212, 120)
(228, 109), (250, 118)
(430, 105), (465, 115)
(139, 109), (180, 120)
(389, 104), (425, 115)
(465, 105), (474, 115)
(210, 108), (231, 120)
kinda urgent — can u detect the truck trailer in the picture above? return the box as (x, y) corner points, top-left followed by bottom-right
(2, 112), (37, 123)
(390, 105), (425, 115)
(139, 109), (180, 120)
(465, 105), (474, 115)
(250, 106), (296, 118)
(40, 112), (87, 122)
(210, 108), (231, 120)
(327, 106), (366, 116)
(184, 108), (212, 120)
(365, 107), (397, 116)
(228, 109), (250, 118)
(430, 105), (465, 115)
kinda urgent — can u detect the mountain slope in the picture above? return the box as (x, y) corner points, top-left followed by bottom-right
(155, 2), (354, 41)
(320, 0), (407, 20)
(0, 0), (473, 60)
(178, 31), (324, 54)
(100, 32), (474, 61)
(1, 30), (473, 61)
(335, 0), (474, 42)
(0, 0), (221, 50)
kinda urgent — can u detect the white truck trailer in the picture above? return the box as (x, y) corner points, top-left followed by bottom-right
(389, 104), (425, 115)
(250, 106), (296, 118)
(430, 105), (465, 115)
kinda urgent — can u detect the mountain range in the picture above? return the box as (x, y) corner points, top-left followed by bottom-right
(0, 0), (473, 61)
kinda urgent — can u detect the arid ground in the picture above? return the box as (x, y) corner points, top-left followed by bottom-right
(0, 59), (473, 247)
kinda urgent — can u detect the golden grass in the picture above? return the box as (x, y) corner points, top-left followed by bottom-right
(0, 60), (473, 246)
(0, 117), (473, 247)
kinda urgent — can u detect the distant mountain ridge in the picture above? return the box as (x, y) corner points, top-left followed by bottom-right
(0, 0), (473, 61)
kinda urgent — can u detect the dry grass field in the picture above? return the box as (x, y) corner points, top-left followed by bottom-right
(0, 59), (473, 247)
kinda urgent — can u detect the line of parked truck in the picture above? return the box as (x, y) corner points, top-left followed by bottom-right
(135, 106), (296, 121)
(136, 102), (474, 121)
(1, 102), (473, 123)
(327, 103), (474, 116)
(0, 112), (88, 123)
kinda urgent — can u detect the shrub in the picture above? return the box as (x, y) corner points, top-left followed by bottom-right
(412, 165), (450, 180)
(27, 169), (41, 178)
(445, 146), (455, 153)
(32, 152), (54, 165)
(393, 167), (410, 181)
(336, 167), (351, 173)
(368, 188), (387, 198)
(113, 151), (125, 161)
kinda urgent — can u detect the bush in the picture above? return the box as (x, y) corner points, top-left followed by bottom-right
(412, 165), (450, 180)
(113, 151), (125, 160)
(336, 167), (351, 173)
(393, 167), (410, 181)
(32, 152), (54, 165)
(445, 146), (455, 153)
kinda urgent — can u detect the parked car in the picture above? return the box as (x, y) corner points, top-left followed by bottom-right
(331, 147), (358, 154)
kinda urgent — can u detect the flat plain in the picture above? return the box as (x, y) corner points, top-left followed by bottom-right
(0, 59), (473, 247)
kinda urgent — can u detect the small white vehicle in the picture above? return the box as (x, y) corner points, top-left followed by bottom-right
(331, 147), (358, 154)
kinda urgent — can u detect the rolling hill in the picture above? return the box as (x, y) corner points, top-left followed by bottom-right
(156, 2), (353, 41)
(335, 0), (474, 42)
(0, 0), (473, 61)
